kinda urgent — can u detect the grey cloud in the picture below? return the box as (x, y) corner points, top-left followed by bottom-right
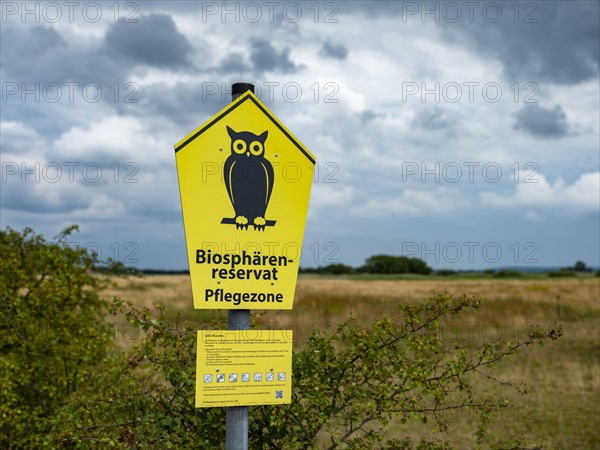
(445, 2), (599, 84)
(359, 110), (381, 124)
(1, 24), (126, 137)
(412, 108), (455, 130)
(1, 24), (116, 84)
(104, 14), (193, 68)
(249, 38), (299, 73)
(133, 78), (316, 129)
(320, 40), (348, 60)
(120, 81), (229, 129)
(218, 52), (251, 73)
(2, 23), (124, 85)
(3, 14), (196, 86)
(21, 26), (67, 53)
(514, 104), (569, 138)
(2, 15), (204, 138)
(344, 1), (599, 85)
(0, 182), (89, 214)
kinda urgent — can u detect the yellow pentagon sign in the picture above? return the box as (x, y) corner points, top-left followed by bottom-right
(175, 91), (315, 309)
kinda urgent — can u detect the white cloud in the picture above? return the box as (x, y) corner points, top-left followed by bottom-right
(524, 210), (543, 222)
(480, 171), (600, 214)
(354, 186), (463, 217)
(549, 79), (600, 135)
(0, 121), (47, 158)
(309, 184), (355, 210)
(70, 193), (127, 219)
(51, 116), (171, 166)
(1, 117), (179, 217)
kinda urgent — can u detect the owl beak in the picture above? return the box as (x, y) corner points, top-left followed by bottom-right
(246, 152), (250, 157)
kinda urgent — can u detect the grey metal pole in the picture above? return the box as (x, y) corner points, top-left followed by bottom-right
(225, 82), (254, 450)
(226, 309), (250, 450)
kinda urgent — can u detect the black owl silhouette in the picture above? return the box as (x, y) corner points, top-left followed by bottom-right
(221, 126), (275, 231)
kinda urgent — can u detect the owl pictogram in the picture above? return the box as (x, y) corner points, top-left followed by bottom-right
(222, 126), (275, 231)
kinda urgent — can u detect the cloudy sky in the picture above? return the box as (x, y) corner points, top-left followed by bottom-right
(1, 1), (599, 270)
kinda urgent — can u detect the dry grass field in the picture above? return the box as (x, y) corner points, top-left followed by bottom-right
(102, 274), (600, 449)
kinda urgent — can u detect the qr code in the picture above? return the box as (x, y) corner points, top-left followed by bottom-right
(275, 390), (283, 399)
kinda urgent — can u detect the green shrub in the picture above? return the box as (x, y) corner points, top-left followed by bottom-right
(436, 269), (457, 276)
(361, 255), (432, 275)
(493, 269), (523, 278)
(1, 227), (563, 449)
(322, 263), (354, 275)
(548, 270), (577, 278)
(53, 296), (562, 449)
(0, 226), (117, 448)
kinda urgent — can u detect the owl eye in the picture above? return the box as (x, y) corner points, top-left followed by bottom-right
(249, 141), (263, 156)
(233, 139), (246, 154)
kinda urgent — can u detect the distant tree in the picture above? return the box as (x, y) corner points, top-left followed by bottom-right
(548, 271), (577, 278)
(436, 269), (457, 276)
(299, 265), (354, 275)
(362, 255), (409, 274)
(493, 269), (523, 278)
(322, 263), (354, 275)
(299, 266), (319, 274)
(407, 257), (433, 275)
(574, 261), (588, 272)
(362, 255), (432, 275)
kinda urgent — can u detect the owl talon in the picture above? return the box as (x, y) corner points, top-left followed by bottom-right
(253, 217), (266, 231)
(235, 216), (248, 230)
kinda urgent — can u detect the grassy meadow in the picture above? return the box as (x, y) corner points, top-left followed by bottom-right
(102, 274), (600, 449)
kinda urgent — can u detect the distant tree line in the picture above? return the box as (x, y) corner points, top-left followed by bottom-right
(301, 259), (599, 277)
(548, 260), (597, 277)
(300, 254), (433, 275)
(565, 260), (592, 272)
